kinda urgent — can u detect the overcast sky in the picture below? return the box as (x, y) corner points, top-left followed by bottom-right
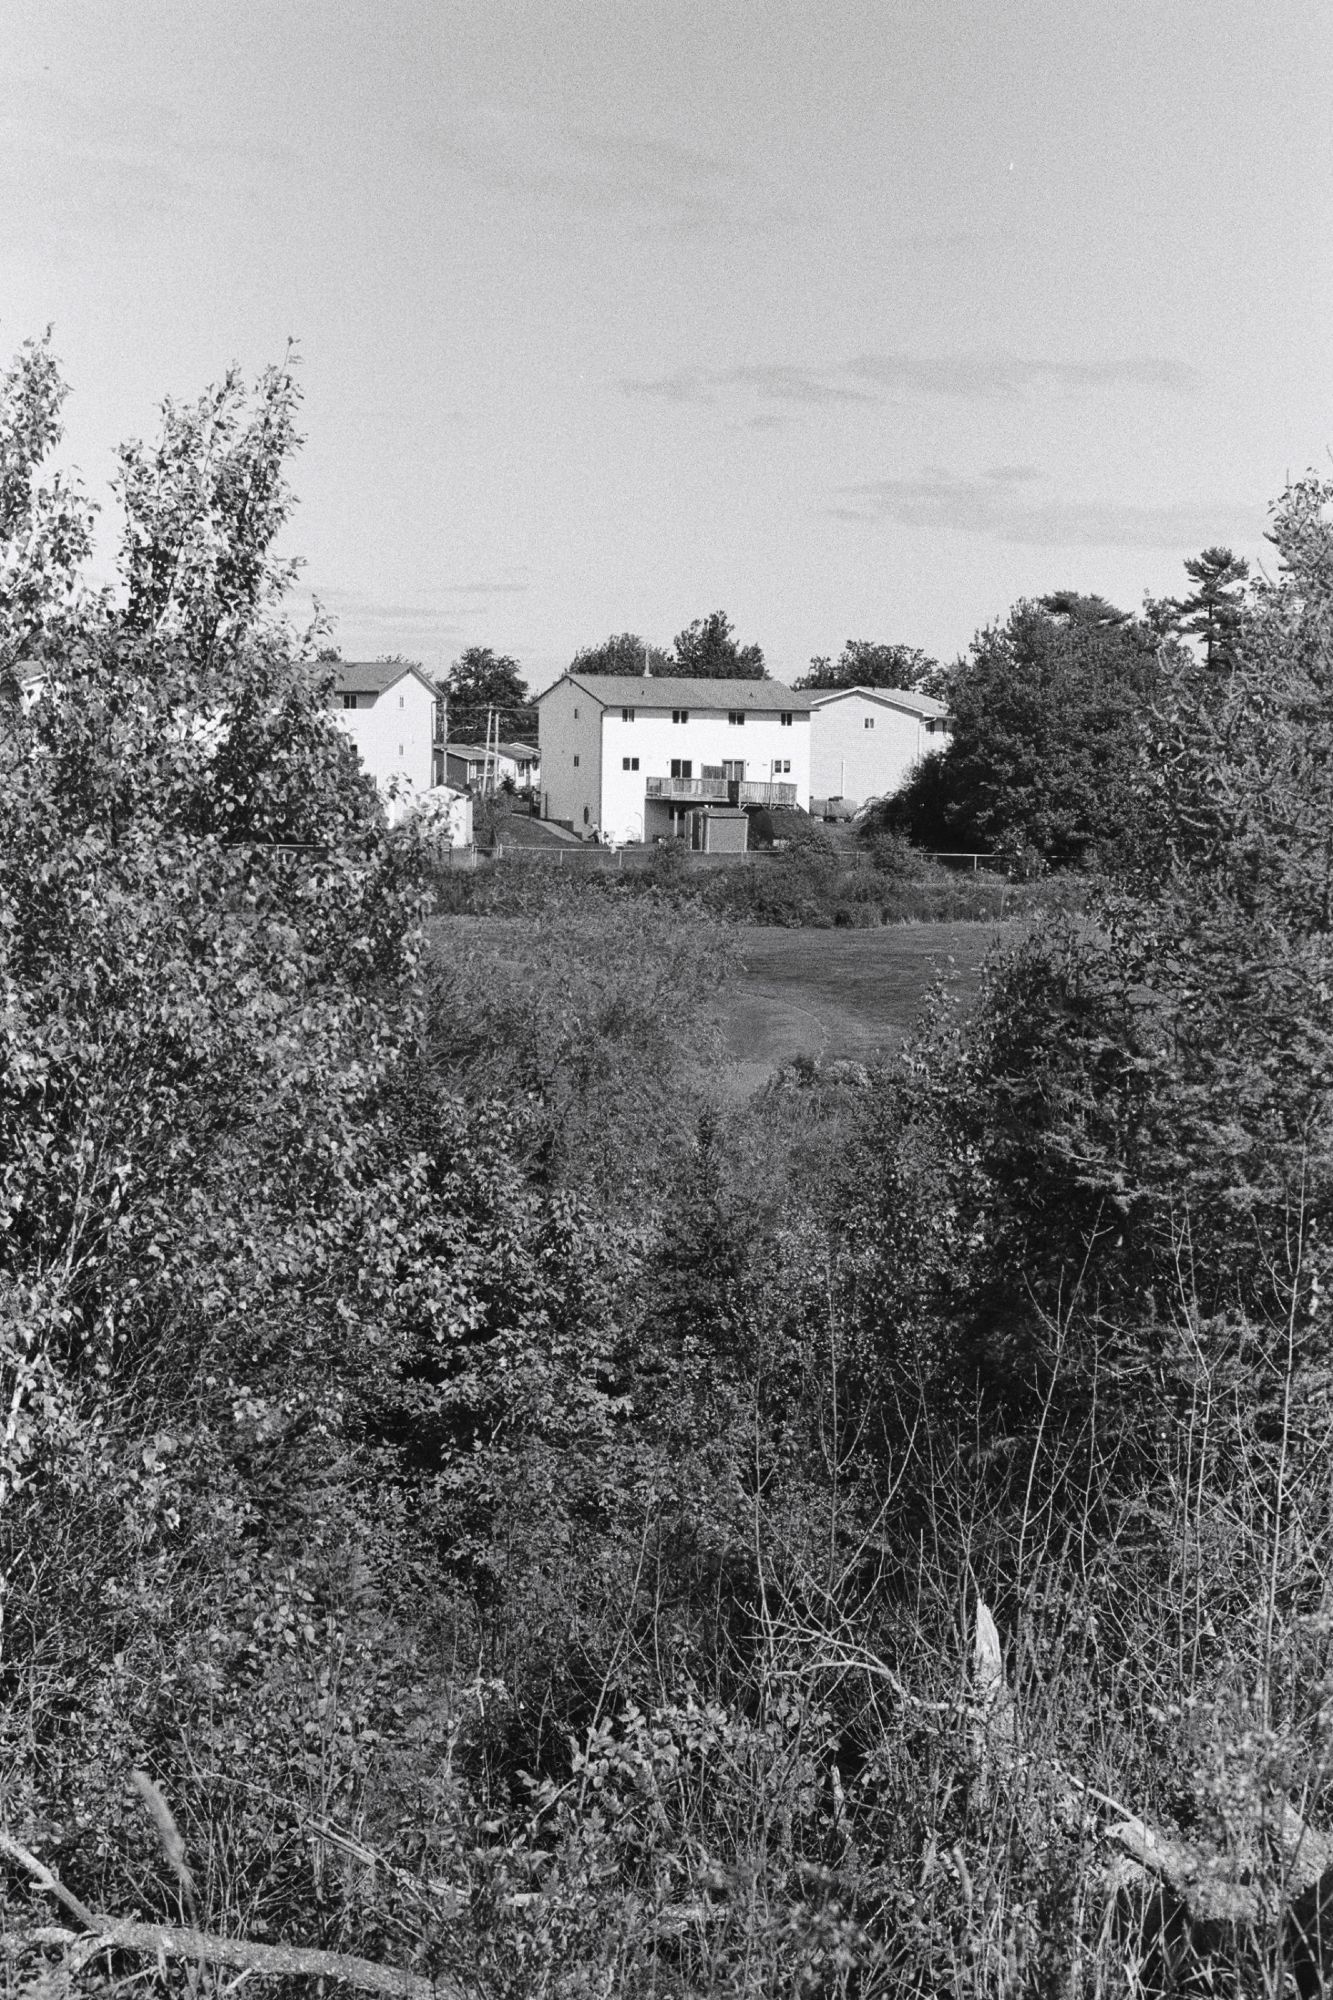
(2, 0), (1329, 688)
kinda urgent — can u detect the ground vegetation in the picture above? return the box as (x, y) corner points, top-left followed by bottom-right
(7, 329), (1333, 1999)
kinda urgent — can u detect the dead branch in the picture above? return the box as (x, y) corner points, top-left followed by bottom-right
(1, 1829), (468, 1999)
(29, 1922), (466, 2000)
(0, 1834), (100, 1933)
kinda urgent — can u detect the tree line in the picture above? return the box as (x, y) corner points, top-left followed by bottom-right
(437, 548), (1252, 864)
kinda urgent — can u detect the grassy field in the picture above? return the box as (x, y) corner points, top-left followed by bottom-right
(425, 907), (1011, 1098)
(716, 920), (1008, 1094)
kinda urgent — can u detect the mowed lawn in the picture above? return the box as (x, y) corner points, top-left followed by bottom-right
(716, 921), (1009, 1094)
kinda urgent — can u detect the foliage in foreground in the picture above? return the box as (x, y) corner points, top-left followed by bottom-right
(6, 329), (1333, 1999)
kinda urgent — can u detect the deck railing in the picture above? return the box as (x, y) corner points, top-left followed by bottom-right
(644, 776), (799, 806)
(644, 775), (730, 801)
(735, 780), (797, 806)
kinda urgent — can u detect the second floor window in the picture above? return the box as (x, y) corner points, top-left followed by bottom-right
(864, 717), (875, 730)
(727, 711), (745, 726)
(622, 755), (639, 770)
(622, 706), (636, 721)
(573, 753), (580, 766)
(780, 711), (792, 726)
(672, 708), (689, 724)
(670, 758), (692, 779)
(342, 693), (359, 709)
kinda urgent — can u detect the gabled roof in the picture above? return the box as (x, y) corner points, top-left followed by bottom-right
(331, 660), (442, 697)
(808, 683), (950, 720)
(445, 742), (491, 759)
(497, 740), (538, 759)
(541, 673), (814, 713)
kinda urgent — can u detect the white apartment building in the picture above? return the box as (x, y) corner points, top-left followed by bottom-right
(808, 685), (951, 809)
(330, 660), (446, 793)
(537, 674), (813, 843)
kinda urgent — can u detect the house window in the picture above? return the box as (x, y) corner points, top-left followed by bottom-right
(398, 743), (404, 757)
(672, 708), (689, 724)
(780, 711), (792, 727)
(727, 711), (745, 726)
(622, 755), (639, 771)
(670, 758), (693, 779)
(622, 706), (636, 722)
(773, 758), (790, 774)
(573, 753), (580, 766)
(342, 693), (358, 710)
(864, 717), (875, 730)
(399, 695), (405, 708)
(574, 706), (580, 718)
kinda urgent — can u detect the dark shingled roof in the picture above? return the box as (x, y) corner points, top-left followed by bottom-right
(331, 660), (442, 696)
(543, 673), (814, 713)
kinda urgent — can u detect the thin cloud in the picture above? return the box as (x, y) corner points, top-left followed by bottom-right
(623, 347), (1198, 415)
(890, 225), (1031, 254)
(621, 361), (874, 409)
(836, 465), (1252, 550)
(0, 74), (295, 254)
(437, 111), (787, 237)
(621, 368), (715, 406)
(308, 586), (469, 653)
(722, 364), (876, 407)
(436, 576), (530, 596)
(848, 349), (1199, 400)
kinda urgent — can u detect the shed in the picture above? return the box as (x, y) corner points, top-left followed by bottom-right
(687, 806), (749, 854)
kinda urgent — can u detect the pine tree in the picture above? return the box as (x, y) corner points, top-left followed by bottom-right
(1169, 544), (1250, 672)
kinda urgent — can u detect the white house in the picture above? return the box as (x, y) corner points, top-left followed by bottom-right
(330, 660), (446, 794)
(445, 739), (541, 793)
(536, 674), (813, 843)
(808, 685), (951, 810)
(499, 740), (540, 790)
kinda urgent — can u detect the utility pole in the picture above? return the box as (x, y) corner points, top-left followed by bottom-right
(483, 706), (498, 796)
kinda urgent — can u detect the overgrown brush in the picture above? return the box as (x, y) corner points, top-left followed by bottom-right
(429, 844), (1090, 928)
(8, 334), (1333, 2000)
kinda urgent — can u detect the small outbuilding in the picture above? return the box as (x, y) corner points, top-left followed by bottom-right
(686, 805), (749, 854)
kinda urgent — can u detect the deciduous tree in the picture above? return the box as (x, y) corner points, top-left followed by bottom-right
(444, 642), (533, 740)
(670, 608), (766, 679)
(798, 638), (944, 697)
(570, 630), (672, 678)
(880, 592), (1164, 867)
